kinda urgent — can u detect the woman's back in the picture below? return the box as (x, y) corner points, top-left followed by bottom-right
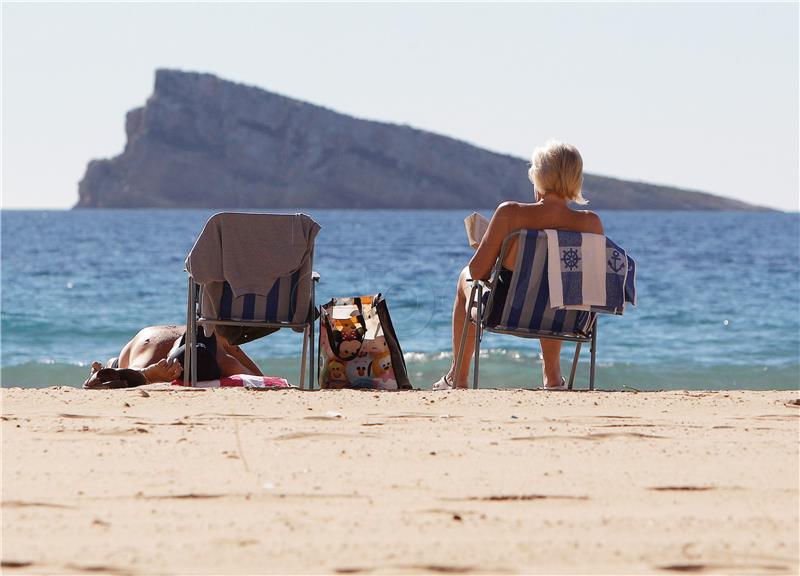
(497, 200), (604, 270)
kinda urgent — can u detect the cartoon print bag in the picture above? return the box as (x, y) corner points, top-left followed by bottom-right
(318, 295), (411, 390)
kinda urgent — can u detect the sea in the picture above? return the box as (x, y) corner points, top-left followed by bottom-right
(1, 209), (799, 390)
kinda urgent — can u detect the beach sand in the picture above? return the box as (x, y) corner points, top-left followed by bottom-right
(2, 387), (798, 575)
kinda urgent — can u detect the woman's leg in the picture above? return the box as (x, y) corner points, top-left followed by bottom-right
(220, 339), (263, 376)
(447, 266), (476, 388)
(540, 338), (563, 388)
(215, 337), (260, 377)
(216, 352), (256, 377)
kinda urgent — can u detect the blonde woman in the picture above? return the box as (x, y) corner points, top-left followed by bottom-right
(433, 140), (604, 390)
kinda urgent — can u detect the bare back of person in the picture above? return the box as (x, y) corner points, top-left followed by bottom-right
(499, 201), (604, 270)
(469, 198), (604, 280)
(114, 325), (184, 370)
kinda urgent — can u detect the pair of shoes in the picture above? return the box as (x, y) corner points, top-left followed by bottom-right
(432, 374), (455, 391)
(541, 377), (568, 391)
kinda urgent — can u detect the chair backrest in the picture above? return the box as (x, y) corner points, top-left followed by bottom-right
(484, 230), (594, 336)
(216, 274), (302, 323)
(187, 212), (320, 325)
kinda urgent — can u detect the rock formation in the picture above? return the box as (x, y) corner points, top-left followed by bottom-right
(76, 69), (765, 210)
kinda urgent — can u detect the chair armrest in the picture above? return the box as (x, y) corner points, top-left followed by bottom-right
(311, 271), (320, 282)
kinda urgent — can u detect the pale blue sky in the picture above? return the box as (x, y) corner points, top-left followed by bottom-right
(2, 2), (798, 210)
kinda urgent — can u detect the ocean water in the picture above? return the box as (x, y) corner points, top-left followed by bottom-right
(1, 209), (798, 390)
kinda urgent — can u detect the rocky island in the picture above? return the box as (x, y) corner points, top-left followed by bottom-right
(76, 69), (764, 210)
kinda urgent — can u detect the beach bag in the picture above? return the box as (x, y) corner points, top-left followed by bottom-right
(319, 295), (411, 390)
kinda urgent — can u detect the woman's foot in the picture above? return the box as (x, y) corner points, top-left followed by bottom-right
(542, 362), (566, 390)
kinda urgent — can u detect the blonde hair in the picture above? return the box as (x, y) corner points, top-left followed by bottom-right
(528, 140), (587, 205)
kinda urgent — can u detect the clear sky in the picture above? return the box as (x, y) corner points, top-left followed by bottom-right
(2, 2), (798, 210)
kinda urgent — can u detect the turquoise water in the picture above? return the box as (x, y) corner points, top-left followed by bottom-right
(2, 210), (799, 390)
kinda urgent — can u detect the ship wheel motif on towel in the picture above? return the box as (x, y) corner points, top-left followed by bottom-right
(561, 248), (581, 270)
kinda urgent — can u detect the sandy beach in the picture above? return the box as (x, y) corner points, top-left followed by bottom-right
(2, 387), (798, 575)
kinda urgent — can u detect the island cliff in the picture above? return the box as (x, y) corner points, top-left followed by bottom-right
(76, 69), (764, 210)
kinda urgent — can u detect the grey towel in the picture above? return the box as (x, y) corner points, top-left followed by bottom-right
(186, 212), (320, 333)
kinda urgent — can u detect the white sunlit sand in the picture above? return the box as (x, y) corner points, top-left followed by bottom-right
(2, 386), (798, 575)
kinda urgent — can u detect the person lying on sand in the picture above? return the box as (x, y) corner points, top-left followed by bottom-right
(83, 325), (262, 389)
(433, 140), (604, 391)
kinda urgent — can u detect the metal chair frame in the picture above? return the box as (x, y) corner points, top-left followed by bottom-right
(455, 231), (598, 391)
(184, 267), (319, 390)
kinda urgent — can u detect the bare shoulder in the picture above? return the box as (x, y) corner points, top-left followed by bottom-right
(495, 200), (522, 213)
(495, 201), (542, 221)
(491, 201), (525, 231)
(580, 210), (604, 234)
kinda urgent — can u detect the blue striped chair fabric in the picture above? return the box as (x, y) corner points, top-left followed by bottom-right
(214, 272), (303, 324)
(483, 230), (595, 339)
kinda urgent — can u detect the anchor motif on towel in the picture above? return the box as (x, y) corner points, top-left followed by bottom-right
(608, 250), (624, 273)
(561, 248), (581, 270)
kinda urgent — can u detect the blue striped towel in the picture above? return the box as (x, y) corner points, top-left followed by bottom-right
(544, 230), (636, 315)
(488, 230), (594, 336)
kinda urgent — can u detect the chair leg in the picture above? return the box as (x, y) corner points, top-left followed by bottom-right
(190, 328), (198, 389)
(589, 321), (597, 391)
(310, 288), (316, 391)
(299, 325), (309, 390)
(184, 278), (193, 387)
(309, 321), (315, 391)
(316, 320), (321, 392)
(568, 342), (581, 390)
(454, 284), (477, 388)
(190, 282), (199, 388)
(472, 284), (483, 390)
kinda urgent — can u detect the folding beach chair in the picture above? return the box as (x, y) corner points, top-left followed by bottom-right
(184, 212), (321, 389)
(456, 229), (599, 390)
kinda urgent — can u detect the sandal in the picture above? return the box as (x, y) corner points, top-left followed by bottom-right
(432, 374), (455, 391)
(542, 377), (568, 391)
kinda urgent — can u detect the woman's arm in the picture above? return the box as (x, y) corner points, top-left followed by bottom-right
(467, 203), (517, 281)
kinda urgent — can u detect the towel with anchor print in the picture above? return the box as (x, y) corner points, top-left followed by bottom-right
(544, 229), (637, 315)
